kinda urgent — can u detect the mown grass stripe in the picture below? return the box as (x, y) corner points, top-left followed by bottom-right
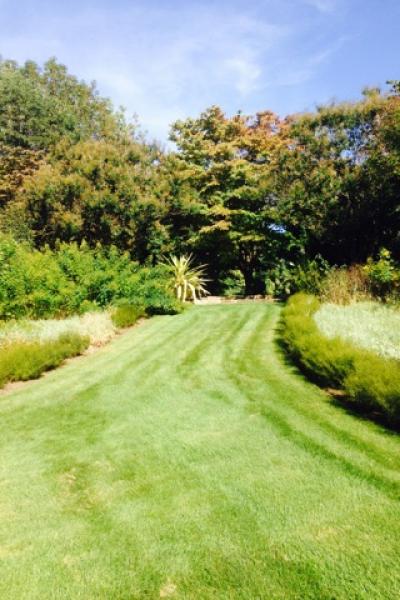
(0, 303), (399, 599)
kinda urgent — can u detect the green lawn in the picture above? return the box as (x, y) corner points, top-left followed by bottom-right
(1, 303), (399, 599)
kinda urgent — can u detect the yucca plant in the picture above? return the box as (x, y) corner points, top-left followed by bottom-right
(164, 255), (209, 303)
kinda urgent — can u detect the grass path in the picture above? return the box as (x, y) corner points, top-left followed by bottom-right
(0, 303), (399, 599)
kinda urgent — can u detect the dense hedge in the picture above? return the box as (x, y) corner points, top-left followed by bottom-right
(0, 236), (181, 319)
(0, 332), (89, 388)
(280, 293), (400, 425)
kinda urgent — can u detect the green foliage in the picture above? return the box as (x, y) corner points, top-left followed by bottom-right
(265, 256), (330, 299)
(0, 142), (42, 208)
(0, 58), (123, 151)
(220, 269), (245, 296)
(0, 236), (180, 319)
(272, 90), (400, 266)
(18, 138), (170, 257)
(363, 249), (400, 299)
(320, 251), (400, 305)
(111, 304), (145, 328)
(0, 332), (89, 387)
(281, 293), (355, 387)
(281, 293), (400, 424)
(0, 235), (74, 319)
(170, 108), (281, 294)
(345, 355), (400, 422)
(124, 265), (182, 315)
(1, 56), (400, 297)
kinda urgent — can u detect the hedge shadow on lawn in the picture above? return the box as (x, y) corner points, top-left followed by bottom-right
(274, 315), (400, 434)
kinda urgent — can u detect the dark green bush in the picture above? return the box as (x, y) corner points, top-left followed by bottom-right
(281, 293), (400, 425)
(220, 270), (245, 297)
(112, 304), (146, 328)
(0, 332), (89, 387)
(266, 256), (331, 299)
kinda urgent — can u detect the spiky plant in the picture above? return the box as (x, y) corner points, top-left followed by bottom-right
(165, 255), (209, 303)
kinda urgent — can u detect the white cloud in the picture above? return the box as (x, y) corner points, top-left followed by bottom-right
(0, 1), (349, 140)
(74, 6), (289, 138)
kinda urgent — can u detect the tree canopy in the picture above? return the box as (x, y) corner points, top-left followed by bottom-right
(0, 57), (399, 294)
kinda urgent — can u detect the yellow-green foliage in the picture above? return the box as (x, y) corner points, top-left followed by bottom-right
(345, 355), (400, 421)
(0, 332), (89, 387)
(363, 248), (400, 299)
(281, 293), (400, 424)
(111, 304), (145, 329)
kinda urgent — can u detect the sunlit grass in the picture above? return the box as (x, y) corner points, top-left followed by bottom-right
(0, 311), (116, 347)
(315, 301), (400, 360)
(0, 304), (399, 598)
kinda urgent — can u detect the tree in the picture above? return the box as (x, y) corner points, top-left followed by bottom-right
(271, 87), (400, 263)
(18, 138), (170, 260)
(0, 143), (43, 207)
(0, 58), (124, 151)
(169, 107), (283, 293)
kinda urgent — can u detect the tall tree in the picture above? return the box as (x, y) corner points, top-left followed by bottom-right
(272, 87), (400, 263)
(0, 58), (125, 151)
(169, 107), (284, 292)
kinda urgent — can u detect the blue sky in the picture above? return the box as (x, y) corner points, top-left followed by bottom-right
(0, 0), (399, 142)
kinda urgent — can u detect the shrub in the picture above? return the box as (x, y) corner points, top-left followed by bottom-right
(280, 293), (400, 425)
(0, 236), (181, 319)
(320, 251), (400, 305)
(111, 304), (145, 328)
(345, 355), (400, 422)
(0, 332), (89, 388)
(125, 265), (182, 315)
(220, 270), (245, 297)
(363, 249), (400, 300)
(163, 255), (209, 302)
(0, 235), (75, 319)
(265, 256), (330, 299)
(280, 293), (357, 387)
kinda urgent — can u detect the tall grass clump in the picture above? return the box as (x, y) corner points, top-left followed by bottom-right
(111, 304), (145, 328)
(321, 265), (370, 304)
(281, 293), (400, 425)
(0, 332), (89, 388)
